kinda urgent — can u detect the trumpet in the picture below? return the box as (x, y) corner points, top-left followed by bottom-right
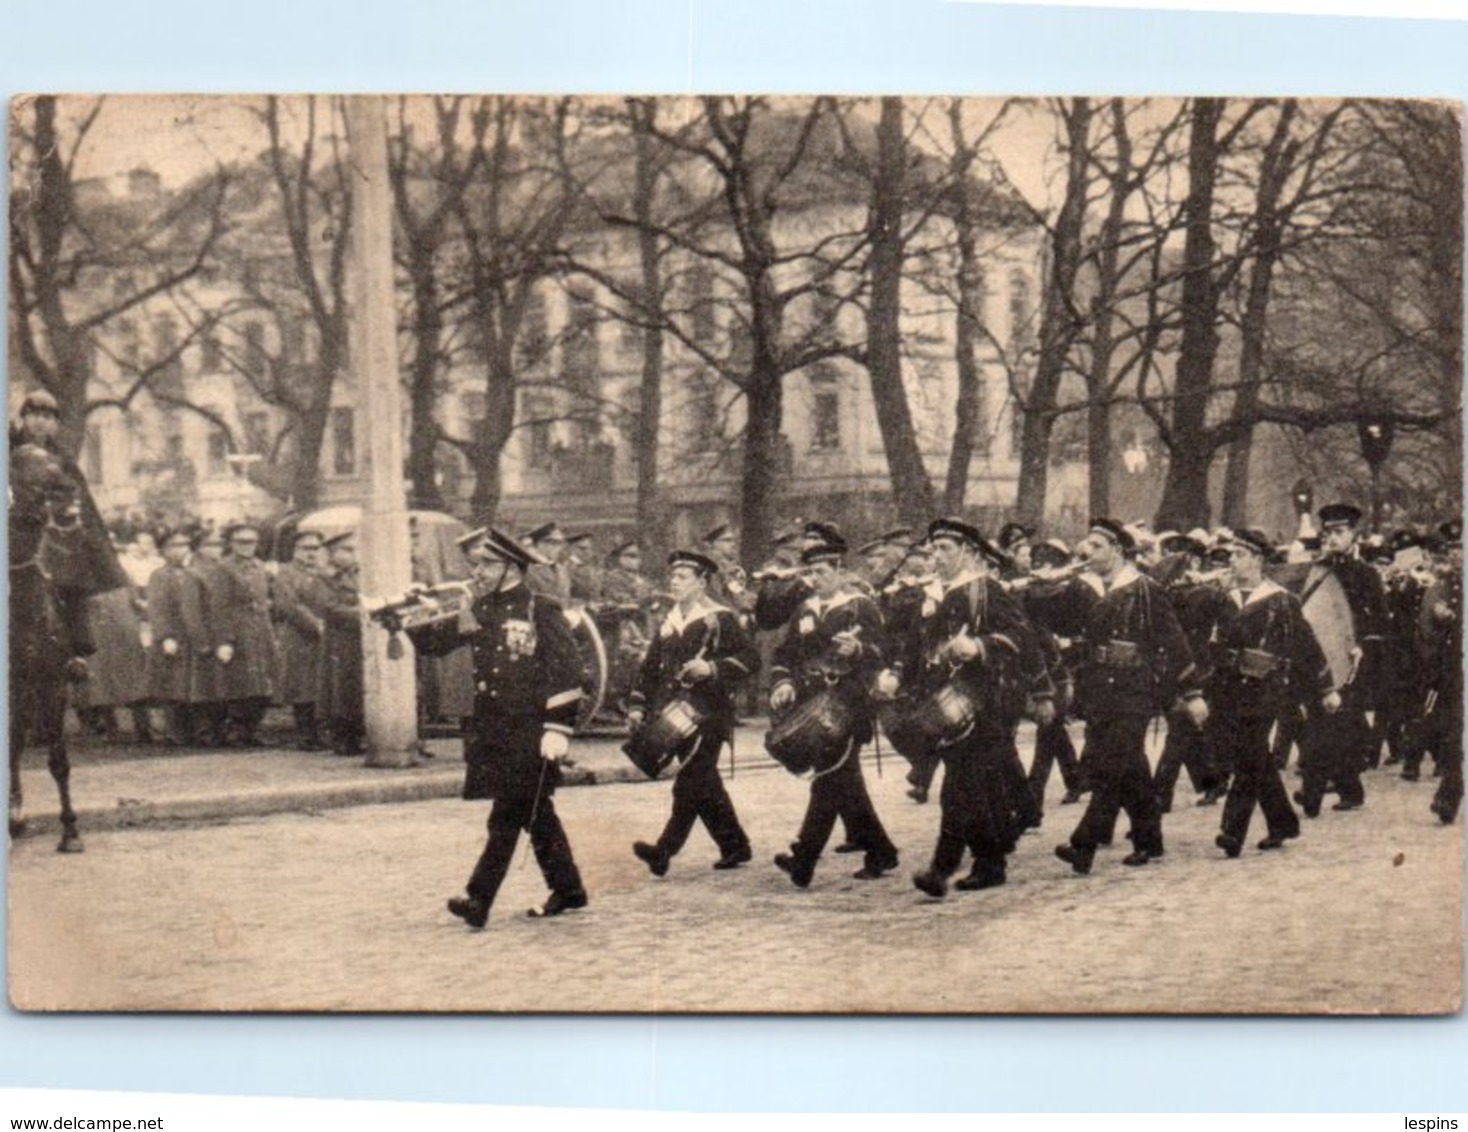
(750, 564), (802, 583)
(1008, 561), (1087, 590)
(365, 579), (489, 631)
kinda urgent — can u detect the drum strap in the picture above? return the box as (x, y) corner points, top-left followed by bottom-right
(811, 736), (855, 781)
(1298, 566), (1332, 610)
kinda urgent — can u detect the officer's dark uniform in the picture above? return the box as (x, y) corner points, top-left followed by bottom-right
(407, 534), (586, 926)
(1207, 564), (1333, 855)
(770, 570), (898, 886)
(628, 570), (757, 874)
(1060, 554), (1198, 873)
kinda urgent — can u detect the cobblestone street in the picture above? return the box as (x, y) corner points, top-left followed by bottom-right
(7, 736), (1463, 1015)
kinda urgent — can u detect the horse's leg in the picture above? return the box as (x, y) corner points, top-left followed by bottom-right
(46, 690), (82, 853)
(9, 709), (26, 838)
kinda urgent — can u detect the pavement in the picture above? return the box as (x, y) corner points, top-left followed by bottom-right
(9, 736), (1462, 1014)
(9, 715), (801, 838)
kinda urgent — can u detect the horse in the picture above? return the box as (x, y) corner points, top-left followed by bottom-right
(8, 443), (94, 852)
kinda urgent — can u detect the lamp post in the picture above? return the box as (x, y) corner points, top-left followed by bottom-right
(1356, 412), (1395, 534)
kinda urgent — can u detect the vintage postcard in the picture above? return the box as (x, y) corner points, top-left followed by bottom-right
(7, 93), (1462, 1013)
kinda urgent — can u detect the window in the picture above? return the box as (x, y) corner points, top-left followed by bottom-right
(518, 291), (548, 365)
(562, 286), (600, 393)
(687, 262), (716, 346)
(688, 369), (722, 452)
(207, 427), (230, 477)
(524, 394), (555, 470)
(809, 370), (841, 452)
(153, 315), (183, 391)
(243, 411), (270, 457)
(461, 391), (487, 428)
(330, 407), (356, 477)
(809, 289), (841, 347)
(1008, 270), (1034, 359)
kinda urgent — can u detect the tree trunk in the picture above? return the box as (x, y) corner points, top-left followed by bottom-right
(631, 101), (667, 562)
(1156, 99), (1224, 530)
(290, 392), (331, 511)
(866, 97), (936, 520)
(740, 366), (783, 572)
(1088, 399), (1111, 518)
(1014, 411), (1056, 525)
(944, 217), (983, 513)
(1222, 103), (1296, 529)
(405, 245), (445, 510)
(1014, 98), (1092, 527)
(469, 445), (503, 521)
(29, 96), (89, 460)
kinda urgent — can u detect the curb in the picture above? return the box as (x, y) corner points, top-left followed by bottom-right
(12, 741), (879, 841)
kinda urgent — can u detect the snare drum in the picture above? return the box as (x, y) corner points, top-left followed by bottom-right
(764, 687), (856, 776)
(622, 698), (706, 778)
(880, 676), (982, 755)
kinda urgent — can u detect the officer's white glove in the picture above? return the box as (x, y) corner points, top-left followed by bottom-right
(139, 625), (154, 649)
(1321, 690), (1342, 715)
(946, 632), (982, 663)
(872, 669), (900, 700)
(540, 730), (570, 762)
(216, 643), (235, 664)
(678, 658), (714, 683)
(770, 682), (796, 712)
(1183, 696), (1209, 729)
(162, 638), (180, 657)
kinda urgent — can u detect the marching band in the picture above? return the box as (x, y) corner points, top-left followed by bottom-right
(363, 502), (1462, 930)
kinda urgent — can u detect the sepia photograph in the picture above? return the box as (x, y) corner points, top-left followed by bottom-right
(6, 92), (1463, 1014)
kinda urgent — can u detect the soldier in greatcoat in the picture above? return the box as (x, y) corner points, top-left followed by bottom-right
(145, 528), (208, 743)
(217, 523), (279, 747)
(399, 526), (587, 929)
(1207, 530), (1339, 857)
(627, 550), (758, 876)
(1055, 518), (1204, 876)
(186, 528), (231, 745)
(523, 521), (574, 605)
(318, 531), (365, 757)
(769, 537), (898, 887)
(272, 530), (330, 749)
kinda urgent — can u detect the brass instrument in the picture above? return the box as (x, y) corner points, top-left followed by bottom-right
(366, 579), (491, 632)
(1007, 561), (1087, 591)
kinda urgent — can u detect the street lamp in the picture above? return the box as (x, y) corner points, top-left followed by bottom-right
(1356, 412), (1395, 533)
(1292, 478), (1315, 540)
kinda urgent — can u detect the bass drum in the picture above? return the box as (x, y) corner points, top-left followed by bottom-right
(564, 605), (609, 733)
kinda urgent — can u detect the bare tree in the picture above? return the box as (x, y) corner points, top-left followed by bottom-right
(9, 95), (231, 458)
(389, 96), (487, 511)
